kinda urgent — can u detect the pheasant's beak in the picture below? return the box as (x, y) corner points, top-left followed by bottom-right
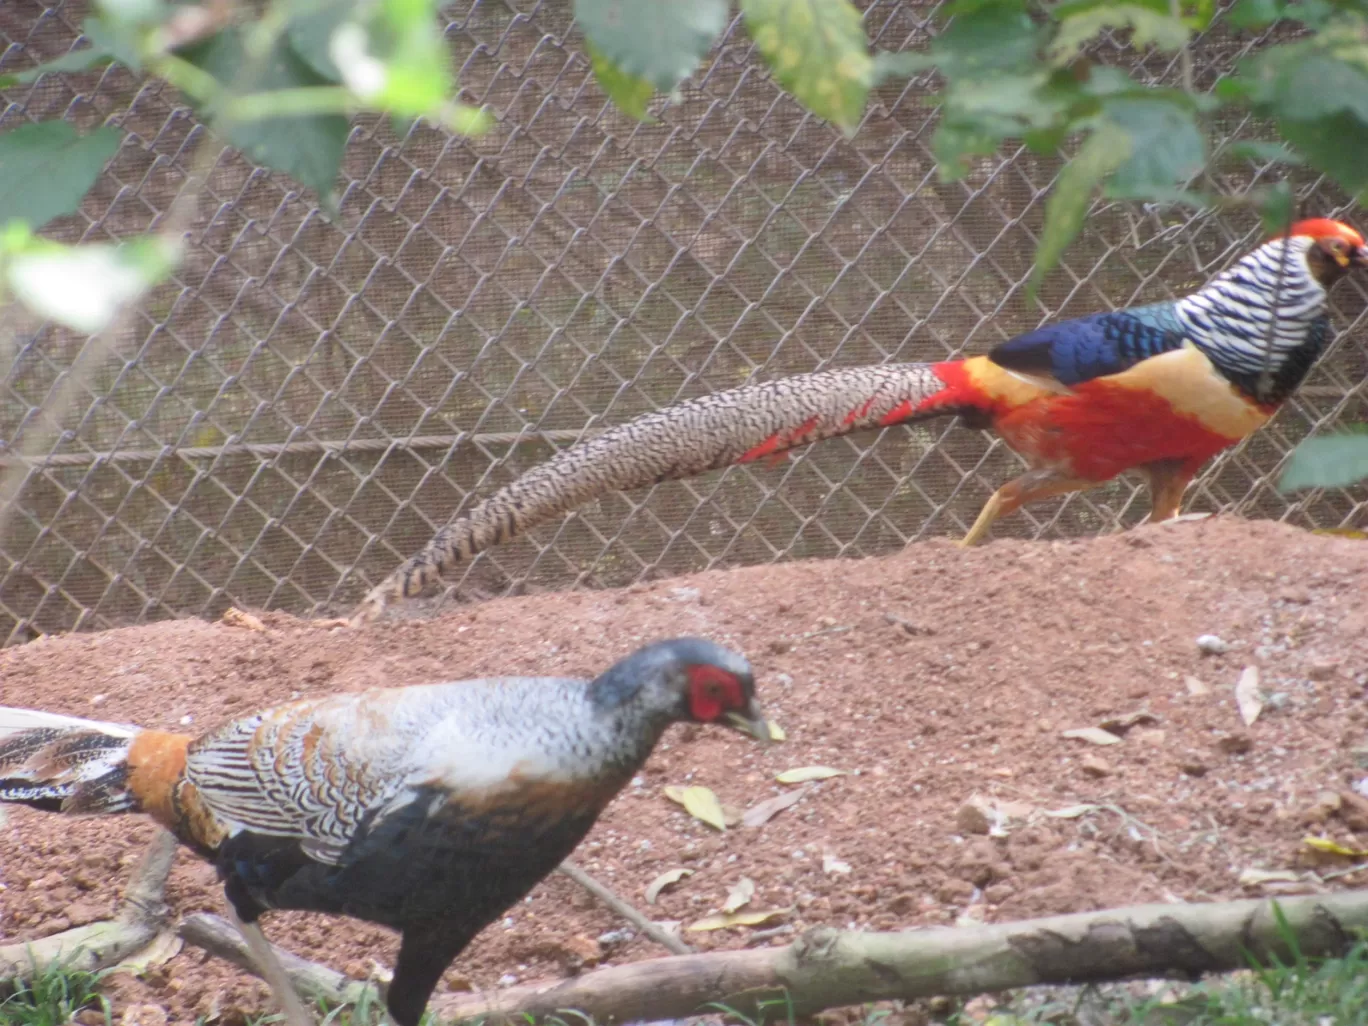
(1355, 245), (1368, 267)
(724, 701), (771, 743)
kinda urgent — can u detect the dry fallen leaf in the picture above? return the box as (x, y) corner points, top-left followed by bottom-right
(1303, 836), (1368, 858)
(1238, 867), (1302, 887)
(644, 868), (693, 905)
(766, 721), (787, 742)
(1235, 666), (1264, 727)
(775, 766), (846, 784)
(685, 908), (788, 932)
(1313, 528), (1368, 540)
(221, 607), (266, 631)
(663, 785), (728, 832)
(742, 785), (812, 828)
(1061, 727), (1122, 746)
(822, 853), (852, 875)
(1043, 803), (1099, 819)
(1184, 674), (1210, 696)
(722, 876), (755, 913)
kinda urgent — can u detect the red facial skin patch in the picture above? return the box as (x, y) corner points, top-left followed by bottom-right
(686, 665), (744, 722)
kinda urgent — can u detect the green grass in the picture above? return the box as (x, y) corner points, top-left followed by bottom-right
(926, 931), (1368, 1026)
(1128, 930), (1368, 1026)
(0, 959), (110, 1026)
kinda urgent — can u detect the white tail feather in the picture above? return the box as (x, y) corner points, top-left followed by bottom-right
(0, 706), (137, 742)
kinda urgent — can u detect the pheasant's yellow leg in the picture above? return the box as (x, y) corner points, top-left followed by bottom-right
(959, 469), (1096, 547)
(228, 906), (316, 1026)
(1138, 459), (1195, 524)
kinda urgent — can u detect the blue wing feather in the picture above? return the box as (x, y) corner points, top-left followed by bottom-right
(989, 302), (1186, 386)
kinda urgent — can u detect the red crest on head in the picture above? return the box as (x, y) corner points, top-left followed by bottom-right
(1273, 218), (1366, 248)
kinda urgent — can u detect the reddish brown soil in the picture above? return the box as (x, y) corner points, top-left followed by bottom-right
(2, 517), (1368, 1024)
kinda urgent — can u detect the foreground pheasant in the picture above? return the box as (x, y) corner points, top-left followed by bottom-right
(0, 637), (765, 1026)
(352, 219), (1366, 624)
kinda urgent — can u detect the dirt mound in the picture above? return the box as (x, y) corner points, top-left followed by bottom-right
(3, 517), (1367, 1023)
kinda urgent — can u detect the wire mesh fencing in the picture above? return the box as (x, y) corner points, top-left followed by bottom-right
(0, 0), (1365, 643)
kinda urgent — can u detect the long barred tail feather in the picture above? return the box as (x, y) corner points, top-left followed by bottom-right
(0, 707), (141, 814)
(351, 361), (965, 624)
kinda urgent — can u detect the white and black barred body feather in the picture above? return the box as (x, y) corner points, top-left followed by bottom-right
(1174, 236), (1331, 401)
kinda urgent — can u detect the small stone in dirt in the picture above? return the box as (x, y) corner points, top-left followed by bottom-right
(1196, 634), (1229, 655)
(1307, 660), (1340, 681)
(1080, 754), (1112, 778)
(1215, 732), (1253, 755)
(1180, 758), (1209, 777)
(1303, 791), (1342, 825)
(119, 1006), (168, 1026)
(1133, 728), (1167, 746)
(768, 638), (792, 654)
(557, 933), (602, 969)
(597, 928), (634, 947)
(1184, 675), (1211, 696)
(1337, 791), (1368, 832)
(886, 892), (917, 914)
(955, 800), (992, 836)
(935, 878), (975, 904)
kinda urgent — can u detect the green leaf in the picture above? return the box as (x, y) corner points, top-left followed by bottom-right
(287, 2), (359, 82)
(82, 13), (147, 71)
(1101, 97), (1205, 197)
(871, 49), (935, 88)
(1031, 123), (1131, 293)
(1048, 5), (1191, 66)
(587, 41), (657, 120)
(1254, 180), (1294, 236)
(1225, 140), (1304, 165)
(6, 236), (179, 334)
(928, 7), (1043, 78)
(932, 117), (1016, 178)
(370, 0), (455, 115)
(0, 122), (122, 231)
(180, 28), (350, 208)
(1273, 55), (1368, 123)
(1278, 433), (1368, 492)
(0, 47), (115, 89)
(574, 0), (728, 94)
(1226, 0), (1282, 29)
(741, 0), (874, 134)
(1277, 112), (1368, 197)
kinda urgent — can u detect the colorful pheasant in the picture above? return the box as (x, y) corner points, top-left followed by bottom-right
(352, 219), (1366, 624)
(0, 638), (766, 1026)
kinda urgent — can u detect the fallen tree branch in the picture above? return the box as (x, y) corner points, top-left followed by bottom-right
(0, 829), (178, 981)
(429, 890), (1368, 1024)
(557, 861), (694, 956)
(178, 913), (376, 1007)
(167, 889), (1368, 1025)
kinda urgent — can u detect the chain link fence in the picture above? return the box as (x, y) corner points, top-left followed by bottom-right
(0, 0), (1365, 643)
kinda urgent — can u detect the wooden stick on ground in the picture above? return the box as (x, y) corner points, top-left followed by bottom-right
(0, 829), (178, 981)
(169, 890), (1368, 1026)
(428, 889), (1368, 1024)
(178, 913), (376, 1008)
(556, 861), (694, 956)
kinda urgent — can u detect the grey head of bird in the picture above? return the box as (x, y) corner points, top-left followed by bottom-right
(588, 636), (768, 741)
